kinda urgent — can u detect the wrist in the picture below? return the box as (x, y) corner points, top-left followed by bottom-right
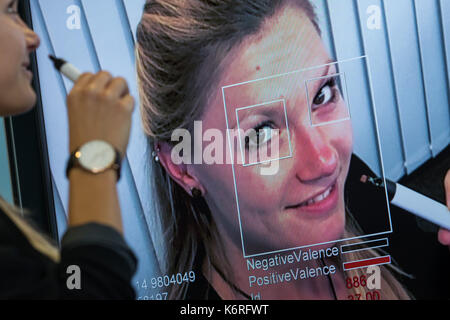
(68, 167), (123, 235)
(66, 140), (122, 181)
(68, 166), (118, 182)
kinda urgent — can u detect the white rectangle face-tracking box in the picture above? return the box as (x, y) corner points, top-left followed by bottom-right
(236, 99), (293, 166)
(221, 56), (393, 258)
(306, 72), (351, 127)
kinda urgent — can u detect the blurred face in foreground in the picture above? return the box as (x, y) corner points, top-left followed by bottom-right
(0, 0), (40, 116)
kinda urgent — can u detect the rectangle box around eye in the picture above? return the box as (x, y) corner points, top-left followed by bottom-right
(305, 72), (352, 127)
(235, 99), (293, 167)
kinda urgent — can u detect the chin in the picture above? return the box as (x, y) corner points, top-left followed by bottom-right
(243, 199), (347, 255)
(301, 209), (346, 251)
(10, 92), (36, 116)
(319, 213), (346, 248)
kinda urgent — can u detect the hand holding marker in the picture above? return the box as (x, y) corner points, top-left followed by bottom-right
(361, 175), (450, 230)
(48, 54), (134, 160)
(47, 54), (135, 244)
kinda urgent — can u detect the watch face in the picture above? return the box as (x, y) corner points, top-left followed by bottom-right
(78, 140), (115, 173)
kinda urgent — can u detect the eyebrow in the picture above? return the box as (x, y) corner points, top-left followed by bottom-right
(223, 58), (338, 90)
(236, 105), (283, 127)
(314, 59), (337, 80)
(228, 59), (338, 127)
(308, 59), (338, 97)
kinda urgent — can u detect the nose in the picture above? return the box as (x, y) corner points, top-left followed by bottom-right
(19, 19), (40, 52)
(25, 28), (41, 52)
(293, 126), (338, 183)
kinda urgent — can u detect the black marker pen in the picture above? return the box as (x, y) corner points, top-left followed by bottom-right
(361, 175), (450, 230)
(48, 55), (81, 82)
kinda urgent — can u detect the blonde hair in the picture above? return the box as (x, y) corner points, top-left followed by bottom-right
(136, 0), (411, 300)
(0, 197), (59, 262)
(341, 211), (412, 299)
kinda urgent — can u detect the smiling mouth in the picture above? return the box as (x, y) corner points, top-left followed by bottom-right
(286, 180), (337, 210)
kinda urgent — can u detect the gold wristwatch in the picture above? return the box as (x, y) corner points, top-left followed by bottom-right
(66, 140), (122, 181)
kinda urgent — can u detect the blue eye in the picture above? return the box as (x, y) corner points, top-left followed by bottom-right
(245, 122), (276, 150)
(312, 78), (338, 109)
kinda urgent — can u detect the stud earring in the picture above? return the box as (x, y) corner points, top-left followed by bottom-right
(152, 147), (160, 163)
(191, 187), (203, 199)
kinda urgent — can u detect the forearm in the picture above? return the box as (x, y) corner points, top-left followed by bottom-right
(68, 169), (123, 234)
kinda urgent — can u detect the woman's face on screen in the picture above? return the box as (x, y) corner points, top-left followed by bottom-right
(0, 0), (40, 116)
(193, 6), (353, 255)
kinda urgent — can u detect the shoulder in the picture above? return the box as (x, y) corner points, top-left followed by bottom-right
(0, 211), (58, 298)
(0, 208), (37, 249)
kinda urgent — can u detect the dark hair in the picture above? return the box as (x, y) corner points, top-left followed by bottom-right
(137, 0), (318, 141)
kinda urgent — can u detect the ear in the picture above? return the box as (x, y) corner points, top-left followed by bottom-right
(156, 141), (205, 196)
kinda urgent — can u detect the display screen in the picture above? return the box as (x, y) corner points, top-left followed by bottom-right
(29, 0), (450, 300)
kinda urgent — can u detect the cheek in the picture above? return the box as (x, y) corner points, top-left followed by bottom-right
(330, 121), (353, 161)
(200, 162), (284, 221)
(198, 164), (236, 209)
(233, 166), (286, 216)
(0, 25), (21, 76)
(0, 26), (34, 115)
(0, 43), (15, 102)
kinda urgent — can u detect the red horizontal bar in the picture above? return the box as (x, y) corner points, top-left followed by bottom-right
(343, 255), (391, 271)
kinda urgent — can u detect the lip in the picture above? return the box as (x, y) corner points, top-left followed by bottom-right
(24, 69), (33, 79)
(22, 63), (33, 79)
(285, 179), (339, 215)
